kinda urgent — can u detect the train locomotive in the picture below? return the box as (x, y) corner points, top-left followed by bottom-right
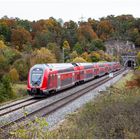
(27, 62), (121, 97)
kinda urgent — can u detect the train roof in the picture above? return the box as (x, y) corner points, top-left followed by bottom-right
(76, 63), (93, 66)
(46, 63), (74, 71)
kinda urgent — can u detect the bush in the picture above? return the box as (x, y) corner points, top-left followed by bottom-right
(13, 59), (29, 81)
(10, 117), (49, 139)
(50, 88), (140, 139)
(72, 57), (87, 63)
(9, 68), (19, 83)
(0, 75), (16, 103)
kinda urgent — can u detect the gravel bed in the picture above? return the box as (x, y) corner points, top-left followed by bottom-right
(46, 70), (128, 130)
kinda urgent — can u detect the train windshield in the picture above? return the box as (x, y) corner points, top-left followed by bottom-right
(31, 68), (43, 86)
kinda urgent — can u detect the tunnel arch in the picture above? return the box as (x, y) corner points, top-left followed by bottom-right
(124, 59), (135, 68)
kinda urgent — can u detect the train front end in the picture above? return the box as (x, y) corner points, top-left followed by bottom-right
(27, 64), (49, 97)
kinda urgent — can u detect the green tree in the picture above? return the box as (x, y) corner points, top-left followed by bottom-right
(137, 52), (140, 65)
(73, 42), (83, 54)
(63, 20), (78, 49)
(62, 40), (71, 62)
(3, 47), (21, 64)
(0, 22), (11, 42)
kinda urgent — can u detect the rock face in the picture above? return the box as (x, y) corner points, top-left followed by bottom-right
(105, 40), (136, 57)
(105, 40), (138, 67)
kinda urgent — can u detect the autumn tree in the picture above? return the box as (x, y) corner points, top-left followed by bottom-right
(9, 68), (19, 83)
(77, 22), (98, 43)
(63, 20), (78, 49)
(13, 59), (29, 81)
(72, 57), (87, 63)
(128, 28), (140, 46)
(81, 52), (91, 62)
(97, 20), (114, 41)
(16, 19), (32, 32)
(0, 53), (8, 78)
(90, 51), (101, 62)
(69, 51), (78, 61)
(62, 40), (71, 61)
(0, 40), (7, 49)
(11, 27), (32, 50)
(88, 18), (98, 32)
(33, 30), (51, 48)
(47, 42), (61, 62)
(3, 47), (21, 64)
(30, 47), (56, 66)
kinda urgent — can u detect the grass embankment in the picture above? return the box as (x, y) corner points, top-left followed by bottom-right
(8, 70), (140, 139)
(49, 70), (140, 139)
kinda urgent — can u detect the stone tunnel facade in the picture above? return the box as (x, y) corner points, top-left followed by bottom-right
(121, 55), (136, 67)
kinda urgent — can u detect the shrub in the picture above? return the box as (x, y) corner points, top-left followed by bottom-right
(0, 75), (16, 103)
(9, 68), (19, 83)
(72, 57), (87, 63)
(50, 88), (140, 139)
(10, 116), (49, 139)
(13, 59), (29, 81)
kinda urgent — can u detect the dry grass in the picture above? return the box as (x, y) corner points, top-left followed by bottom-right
(49, 71), (140, 139)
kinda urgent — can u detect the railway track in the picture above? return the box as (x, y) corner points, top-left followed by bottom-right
(0, 68), (127, 138)
(0, 97), (43, 116)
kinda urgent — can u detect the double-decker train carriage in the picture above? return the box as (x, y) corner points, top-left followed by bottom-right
(27, 62), (121, 97)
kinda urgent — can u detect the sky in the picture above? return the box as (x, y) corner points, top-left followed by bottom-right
(0, 0), (140, 22)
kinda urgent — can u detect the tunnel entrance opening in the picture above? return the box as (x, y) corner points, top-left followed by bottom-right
(127, 60), (134, 68)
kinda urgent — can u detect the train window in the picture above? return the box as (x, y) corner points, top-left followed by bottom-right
(31, 68), (43, 86)
(72, 63), (78, 66)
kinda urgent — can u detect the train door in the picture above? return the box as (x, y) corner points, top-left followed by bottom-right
(57, 74), (61, 90)
(48, 71), (57, 90)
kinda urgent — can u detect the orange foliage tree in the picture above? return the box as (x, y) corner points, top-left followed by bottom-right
(11, 28), (32, 50)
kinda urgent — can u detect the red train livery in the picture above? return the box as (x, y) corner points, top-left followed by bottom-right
(27, 62), (121, 97)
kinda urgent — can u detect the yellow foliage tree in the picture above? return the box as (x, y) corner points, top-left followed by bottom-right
(0, 54), (6, 63)
(72, 57), (87, 63)
(90, 51), (101, 62)
(63, 40), (70, 50)
(70, 51), (78, 60)
(0, 40), (7, 49)
(81, 52), (91, 62)
(30, 47), (57, 66)
(9, 68), (19, 83)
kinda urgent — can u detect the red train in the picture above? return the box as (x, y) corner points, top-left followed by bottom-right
(27, 62), (121, 97)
